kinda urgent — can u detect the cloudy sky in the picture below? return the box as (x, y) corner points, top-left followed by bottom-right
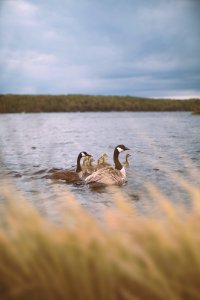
(0, 0), (200, 98)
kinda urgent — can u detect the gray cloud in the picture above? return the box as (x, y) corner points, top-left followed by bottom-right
(0, 0), (200, 97)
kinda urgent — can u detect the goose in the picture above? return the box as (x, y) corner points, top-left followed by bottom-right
(86, 157), (96, 174)
(123, 153), (131, 167)
(81, 156), (90, 174)
(45, 152), (91, 182)
(97, 153), (107, 167)
(96, 153), (111, 169)
(85, 145), (130, 186)
(101, 153), (112, 168)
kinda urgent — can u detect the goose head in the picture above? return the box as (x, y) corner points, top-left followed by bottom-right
(80, 151), (91, 158)
(116, 145), (130, 153)
(77, 152), (92, 175)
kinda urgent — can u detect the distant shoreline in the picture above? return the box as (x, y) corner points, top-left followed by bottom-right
(0, 94), (200, 113)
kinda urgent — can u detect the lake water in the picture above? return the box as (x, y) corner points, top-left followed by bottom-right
(0, 112), (199, 220)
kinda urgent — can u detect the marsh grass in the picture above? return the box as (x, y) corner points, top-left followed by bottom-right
(0, 184), (200, 300)
(0, 94), (200, 112)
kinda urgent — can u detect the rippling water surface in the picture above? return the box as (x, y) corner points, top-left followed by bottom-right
(0, 112), (199, 219)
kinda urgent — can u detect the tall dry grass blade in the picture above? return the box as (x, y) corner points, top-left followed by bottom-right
(0, 183), (200, 299)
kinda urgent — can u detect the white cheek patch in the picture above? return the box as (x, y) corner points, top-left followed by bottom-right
(81, 152), (86, 157)
(117, 147), (123, 153)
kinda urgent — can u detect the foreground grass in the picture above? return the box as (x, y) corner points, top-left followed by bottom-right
(0, 94), (200, 112)
(0, 184), (200, 300)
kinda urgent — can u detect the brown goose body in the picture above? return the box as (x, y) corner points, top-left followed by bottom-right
(45, 152), (91, 182)
(46, 170), (80, 182)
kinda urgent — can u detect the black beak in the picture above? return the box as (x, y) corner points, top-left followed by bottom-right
(124, 146), (130, 151)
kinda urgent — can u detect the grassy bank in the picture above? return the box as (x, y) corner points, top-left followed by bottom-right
(0, 184), (200, 300)
(0, 94), (200, 113)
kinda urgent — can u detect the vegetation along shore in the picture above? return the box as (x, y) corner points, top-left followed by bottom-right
(0, 94), (200, 113)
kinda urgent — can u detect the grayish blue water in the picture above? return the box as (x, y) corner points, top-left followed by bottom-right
(0, 112), (199, 219)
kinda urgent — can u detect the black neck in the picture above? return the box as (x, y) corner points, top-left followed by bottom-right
(76, 153), (82, 173)
(113, 148), (123, 170)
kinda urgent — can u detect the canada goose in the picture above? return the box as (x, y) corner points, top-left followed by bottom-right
(123, 153), (131, 167)
(85, 145), (130, 186)
(45, 152), (91, 182)
(81, 156), (90, 174)
(96, 153), (111, 169)
(97, 153), (106, 166)
(86, 157), (96, 174)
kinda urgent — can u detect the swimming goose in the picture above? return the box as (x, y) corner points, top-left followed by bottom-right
(97, 153), (106, 167)
(96, 153), (111, 169)
(85, 145), (130, 186)
(81, 156), (90, 174)
(86, 157), (96, 174)
(123, 153), (131, 167)
(45, 152), (91, 182)
(101, 153), (112, 168)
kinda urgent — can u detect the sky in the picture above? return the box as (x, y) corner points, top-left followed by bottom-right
(0, 0), (200, 98)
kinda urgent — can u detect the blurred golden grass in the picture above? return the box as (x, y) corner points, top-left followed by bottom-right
(0, 183), (200, 300)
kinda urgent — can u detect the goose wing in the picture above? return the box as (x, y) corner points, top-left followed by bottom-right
(45, 171), (79, 182)
(85, 167), (124, 185)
